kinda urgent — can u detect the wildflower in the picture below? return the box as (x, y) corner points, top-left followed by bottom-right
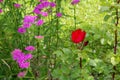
(0, 9), (3, 13)
(50, 2), (56, 7)
(71, 29), (86, 43)
(23, 15), (37, 24)
(56, 12), (62, 17)
(71, 0), (80, 5)
(39, 0), (48, 3)
(14, 3), (21, 8)
(0, 0), (3, 3)
(40, 12), (48, 17)
(17, 71), (26, 78)
(33, 8), (41, 14)
(19, 62), (30, 68)
(41, 1), (50, 8)
(36, 19), (44, 26)
(18, 27), (26, 34)
(35, 35), (44, 39)
(23, 23), (31, 28)
(11, 49), (33, 68)
(11, 49), (23, 60)
(25, 46), (35, 51)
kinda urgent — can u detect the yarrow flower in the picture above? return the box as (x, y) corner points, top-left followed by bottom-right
(14, 3), (21, 8)
(35, 35), (44, 39)
(17, 71), (26, 78)
(36, 19), (44, 26)
(71, 29), (86, 43)
(56, 12), (62, 17)
(11, 49), (33, 68)
(71, 0), (80, 5)
(25, 46), (35, 51)
(18, 27), (26, 34)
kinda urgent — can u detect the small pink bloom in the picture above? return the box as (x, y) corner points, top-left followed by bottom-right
(23, 23), (31, 28)
(36, 19), (44, 26)
(40, 12), (48, 17)
(56, 12), (62, 17)
(71, 0), (80, 5)
(18, 71), (26, 78)
(19, 62), (30, 68)
(35, 35), (44, 39)
(0, 9), (3, 13)
(50, 2), (56, 7)
(39, 0), (48, 3)
(18, 27), (26, 34)
(33, 8), (41, 14)
(25, 46), (35, 51)
(24, 15), (37, 24)
(14, 3), (21, 8)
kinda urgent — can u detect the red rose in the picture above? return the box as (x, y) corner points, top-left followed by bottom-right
(71, 29), (86, 43)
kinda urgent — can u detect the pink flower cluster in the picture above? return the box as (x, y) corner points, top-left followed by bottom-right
(33, 0), (56, 17)
(17, 71), (26, 78)
(71, 0), (80, 5)
(0, 0), (3, 3)
(11, 46), (35, 68)
(18, 15), (44, 34)
(14, 3), (21, 8)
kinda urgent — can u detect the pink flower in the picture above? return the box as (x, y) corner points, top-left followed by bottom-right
(23, 23), (31, 28)
(11, 49), (23, 60)
(17, 71), (26, 78)
(39, 0), (48, 3)
(11, 49), (33, 69)
(50, 2), (56, 7)
(23, 15), (37, 24)
(56, 12), (62, 17)
(35, 35), (44, 39)
(14, 3), (21, 8)
(36, 19), (44, 26)
(41, 1), (50, 8)
(25, 46), (35, 51)
(0, 0), (3, 3)
(19, 62), (30, 68)
(33, 8), (41, 14)
(71, 0), (80, 5)
(40, 12), (48, 17)
(18, 27), (26, 34)
(0, 9), (3, 13)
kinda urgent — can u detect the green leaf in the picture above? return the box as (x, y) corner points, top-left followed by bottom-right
(100, 6), (110, 12)
(104, 15), (111, 21)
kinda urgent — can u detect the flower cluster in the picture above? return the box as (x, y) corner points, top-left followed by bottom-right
(0, 0), (3, 3)
(14, 3), (21, 8)
(11, 48), (33, 68)
(33, 0), (56, 16)
(71, 0), (80, 5)
(17, 15), (35, 33)
(17, 71), (27, 78)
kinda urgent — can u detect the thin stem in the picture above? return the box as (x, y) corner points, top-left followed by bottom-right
(112, 1), (119, 80)
(74, 6), (76, 29)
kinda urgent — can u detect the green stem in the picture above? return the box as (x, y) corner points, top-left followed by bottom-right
(74, 6), (76, 29)
(112, 1), (119, 80)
